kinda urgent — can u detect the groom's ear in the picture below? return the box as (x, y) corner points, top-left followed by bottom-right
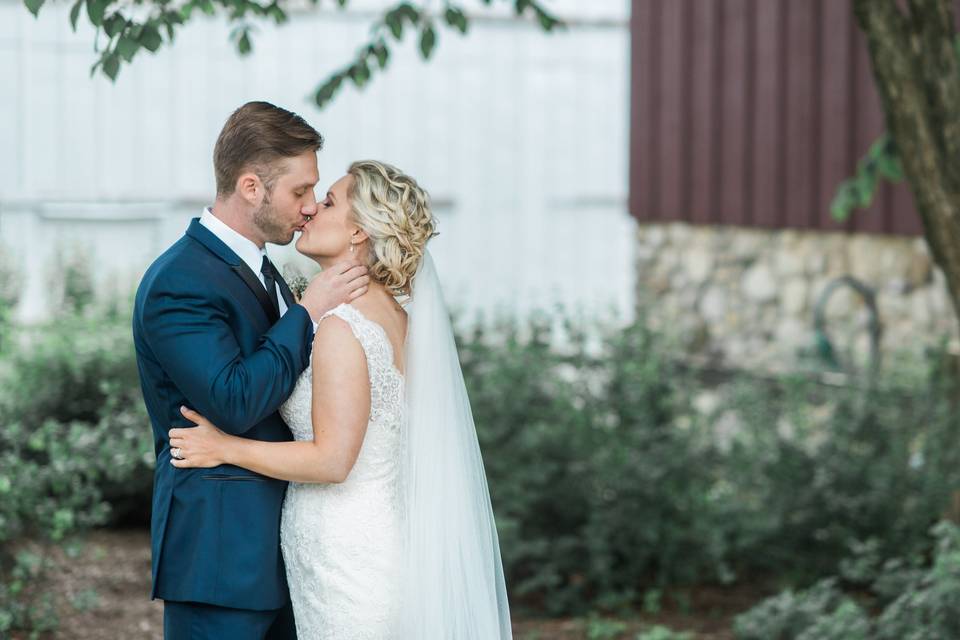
(236, 172), (263, 205)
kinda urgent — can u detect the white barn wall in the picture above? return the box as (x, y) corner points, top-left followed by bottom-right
(0, 0), (633, 323)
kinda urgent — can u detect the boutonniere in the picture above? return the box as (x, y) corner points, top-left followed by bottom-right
(288, 275), (309, 302)
(283, 265), (309, 302)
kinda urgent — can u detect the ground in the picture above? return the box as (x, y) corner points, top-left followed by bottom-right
(12, 529), (750, 640)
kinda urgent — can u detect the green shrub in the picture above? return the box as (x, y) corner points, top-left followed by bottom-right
(0, 307), (153, 539)
(734, 522), (960, 639)
(468, 313), (960, 615)
(584, 614), (629, 640)
(873, 521), (960, 639)
(0, 305), (152, 635)
(716, 368), (960, 582)
(0, 248), (19, 354)
(733, 578), (869, 640)
(463, 315), (733, 615)
(3, 294), (960, 631)
(636, 625), (694, 640)
(0, 550), (59, 636)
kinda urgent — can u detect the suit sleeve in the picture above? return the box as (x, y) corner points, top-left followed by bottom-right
(142, 273), (313, 435)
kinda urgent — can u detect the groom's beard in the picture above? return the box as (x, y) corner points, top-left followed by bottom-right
(253, 191), (294, 245)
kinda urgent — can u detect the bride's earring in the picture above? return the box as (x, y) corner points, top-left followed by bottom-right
(349, 243), (355, 254)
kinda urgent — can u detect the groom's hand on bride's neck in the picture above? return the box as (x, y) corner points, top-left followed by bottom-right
(298, 261), (370, 321)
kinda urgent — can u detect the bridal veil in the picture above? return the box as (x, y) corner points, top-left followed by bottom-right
(400, 249), (512, 638)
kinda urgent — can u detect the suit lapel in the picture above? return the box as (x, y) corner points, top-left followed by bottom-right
(231, 263), (280, 324)
(185, 218), (279, 324)
(276, 273), (296, 310)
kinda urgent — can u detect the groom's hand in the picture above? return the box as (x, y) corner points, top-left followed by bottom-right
(298, 261), (369, 321)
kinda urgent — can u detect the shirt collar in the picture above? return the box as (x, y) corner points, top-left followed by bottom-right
(199, 207), (268, 276)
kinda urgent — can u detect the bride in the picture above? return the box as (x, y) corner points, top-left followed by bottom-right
(167, 160), (512, 639)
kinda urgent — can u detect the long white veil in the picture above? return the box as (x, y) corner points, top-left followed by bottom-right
(400, 249), (513, 638)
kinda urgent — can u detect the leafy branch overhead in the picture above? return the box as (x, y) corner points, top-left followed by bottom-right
(23, 0), (562, 109)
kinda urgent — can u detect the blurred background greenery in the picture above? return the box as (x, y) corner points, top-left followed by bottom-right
(5, 261), (960, 639)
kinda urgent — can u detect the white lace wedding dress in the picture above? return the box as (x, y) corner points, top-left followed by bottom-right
(278, 303), (405, 639)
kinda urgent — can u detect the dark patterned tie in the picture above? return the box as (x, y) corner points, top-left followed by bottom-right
(260, 255), (281, 318)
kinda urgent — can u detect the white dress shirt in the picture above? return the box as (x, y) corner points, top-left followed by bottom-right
(199, 208), (288, 317)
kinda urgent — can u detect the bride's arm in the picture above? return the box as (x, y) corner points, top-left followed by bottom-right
(169, 317), (371, 484)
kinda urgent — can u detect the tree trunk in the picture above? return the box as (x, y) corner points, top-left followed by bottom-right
(854, 0), (960, 327)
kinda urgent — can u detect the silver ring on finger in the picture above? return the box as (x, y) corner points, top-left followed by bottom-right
(171, 447), (184, 460)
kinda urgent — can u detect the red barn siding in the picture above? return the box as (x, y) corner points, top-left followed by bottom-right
(628, 0), (924, 236)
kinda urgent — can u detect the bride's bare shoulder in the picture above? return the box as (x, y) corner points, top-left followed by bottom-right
(350, 287), (407, 326)
(310, 313), (366, 372)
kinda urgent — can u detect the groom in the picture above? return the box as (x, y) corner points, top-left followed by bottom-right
(133, 101), (368, 639)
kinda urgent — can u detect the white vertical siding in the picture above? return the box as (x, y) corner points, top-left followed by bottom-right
(0, 0), (633, 323)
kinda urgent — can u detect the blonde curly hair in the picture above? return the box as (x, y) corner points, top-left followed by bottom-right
(347, 160), (437, 298)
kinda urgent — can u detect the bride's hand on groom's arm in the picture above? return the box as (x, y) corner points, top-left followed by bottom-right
(168, 406), (235, 468)
(298, 261), (370, 322)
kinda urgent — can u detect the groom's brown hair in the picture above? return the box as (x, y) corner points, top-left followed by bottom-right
(213, 101), (323, 198)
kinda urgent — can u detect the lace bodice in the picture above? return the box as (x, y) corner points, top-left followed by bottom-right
(279, 303), (404, 449)
(278, 303), (406, 639)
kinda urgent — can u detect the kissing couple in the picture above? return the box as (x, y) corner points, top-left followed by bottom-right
(133, 101), (512, 639)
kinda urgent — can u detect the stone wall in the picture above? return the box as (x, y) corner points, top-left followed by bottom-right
(635, 223), (959, 371)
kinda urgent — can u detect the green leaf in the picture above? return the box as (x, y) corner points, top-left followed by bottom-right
(444, 6), (468, 34)
(314, 73), (344, 109)
(267, 4), (286, 23)
(86, 0), (108, 27)
(870, 133), (903, 181)
(830, 180), (860, 222)
(856, 174), (876, 208)
(24, 0), (45, 17)
(102, 53), (120, 81)
(831, 131), (903, 221)
(227, 0), (248, 20)
(116, 35), (139, 62)
(199, 0), (215, 15)
(419, 22), (436, 59)
(371, 42), (389, 69)
(237, 30), (252, 55)
(512, 1), (563, 32)
(162, 10), (185, 26)
(103, 14), (125, 37)
(396, 2), (420, 23)
(69, 0), (83, 29)
(536, 8), (561, 32)
(830, 186), (851, 222)
(139, 24), (163, 52)
(385, 11), (403, 39)
(348, 59), (370, 86)
(877, 152), (903, 181)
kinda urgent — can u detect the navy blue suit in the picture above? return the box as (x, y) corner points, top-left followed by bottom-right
(133, 219), (313, 638)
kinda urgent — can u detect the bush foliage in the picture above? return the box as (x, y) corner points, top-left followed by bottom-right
(2, 296), (960, 633)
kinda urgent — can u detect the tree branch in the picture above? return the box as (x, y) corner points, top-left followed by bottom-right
(906, 0), (960, 164)
(27, 0), (562, 109)
(855, 0), (960, 325)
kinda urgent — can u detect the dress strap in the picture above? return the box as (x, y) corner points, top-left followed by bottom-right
(318, 304), (397, 377)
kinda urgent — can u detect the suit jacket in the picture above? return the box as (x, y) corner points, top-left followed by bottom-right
(132, 218), (313, 610)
